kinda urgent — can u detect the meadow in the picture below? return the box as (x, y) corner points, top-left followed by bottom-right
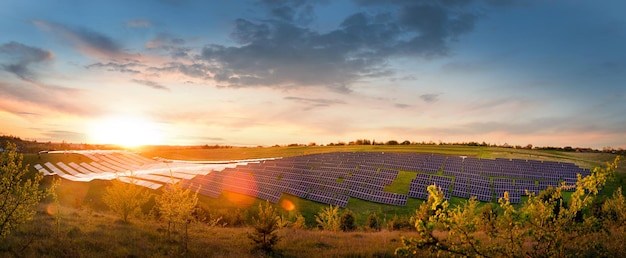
(4, 144), (624, 257)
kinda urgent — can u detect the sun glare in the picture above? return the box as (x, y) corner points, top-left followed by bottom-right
(89, 116), (164, 147)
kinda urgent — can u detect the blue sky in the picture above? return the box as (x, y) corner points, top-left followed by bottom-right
(1, 0), (625, 149)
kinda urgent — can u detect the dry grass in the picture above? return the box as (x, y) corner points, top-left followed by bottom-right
(0, 204), (418, 257)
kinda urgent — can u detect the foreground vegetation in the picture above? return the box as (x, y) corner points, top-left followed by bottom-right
(397, 157), (624, 257)
(3, 143), (626, 257)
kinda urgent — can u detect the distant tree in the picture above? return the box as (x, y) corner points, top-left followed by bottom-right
(339, 209), (357, 232)
(0, 142), (57, 239)
(155, 180), (199, 250)
(354, 139), (372, 145)
(315, 205), (340, 231)
(248, 201), (281, 254)
(401, 140), (411, 145)
(386, 140), (399, 145)
(102, 176), (151, 223)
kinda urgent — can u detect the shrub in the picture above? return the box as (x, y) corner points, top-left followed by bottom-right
(365, 212), (381, 231)
(387, 214), (412, 231)
(339, 209), (357, 232)
(315, 205), (340, 231)
(102, 176), (151, 223)
(248, 201), (281, 254)
(291, 212), (307, 229)
(155, 180), (199, 253)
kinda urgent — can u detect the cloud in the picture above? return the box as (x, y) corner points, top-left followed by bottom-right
(148, 62), (211, 79)
(0, 41), (53, 81)
(145, 33), (190, 59)
(256, 0), (323, 24)
(395, 103), (411, 108)
(420, 93), (439, 103)
(85, 61), (143, 74)
(284, 96), (346, 110)
(33, 20), (128, 59)
(131, 79), (170, 91)
(0, 81), (95, 117)
(126, 19), (152, 28)
(194, 1), (483, 91)
(41, 130), (86, 143)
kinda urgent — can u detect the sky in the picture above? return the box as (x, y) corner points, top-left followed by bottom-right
(1, 0), (625, 149)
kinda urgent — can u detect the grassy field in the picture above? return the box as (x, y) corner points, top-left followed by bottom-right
(23, 145), (625, 227)
(2, 204), (414, 257)
(137, 144), (622, 171)
(5, 145), (623, 257)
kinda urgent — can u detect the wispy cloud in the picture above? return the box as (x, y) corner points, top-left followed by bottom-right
(0, 81), (95, 117)
(420, 93), (439, 103)
(33, 20), (129, 59)
(145, 33), (190, 59)
(41, 130), (86, 142)
(125, 19), (152, 28)
(284, 96), (346, 110)
(85, 61), (143, 74)
(131, 79), (170, 91)
(0, 41), (53, 82)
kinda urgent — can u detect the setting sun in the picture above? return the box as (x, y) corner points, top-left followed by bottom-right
(89, 116), (164, 147)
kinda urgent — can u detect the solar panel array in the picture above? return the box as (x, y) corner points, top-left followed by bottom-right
(37, 151), (591, 206)
(181, 152), (590, 206)
(35, 150), (254, 190)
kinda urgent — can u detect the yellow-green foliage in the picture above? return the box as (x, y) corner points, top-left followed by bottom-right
(0, 142), (55, 238)
(155, 181), (199, 241)
(248, 201), (281, 254)
(396, 156), (624, 257)
(315, 204), (340, 231)
(102, 177), (151, 223)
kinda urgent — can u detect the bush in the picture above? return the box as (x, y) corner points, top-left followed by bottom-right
(365, 212), (381, 231)
(102, 177), (151, 223)
(339, 209), (357, 232)
(315, 205), (340, 231)
(248, 201), (281, 254)
(387, 214), (412, 231)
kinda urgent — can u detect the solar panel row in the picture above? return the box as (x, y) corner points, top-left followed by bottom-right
(175, 152), (591, 206)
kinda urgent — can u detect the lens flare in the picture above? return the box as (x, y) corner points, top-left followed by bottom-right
(280, 199), (295, 211)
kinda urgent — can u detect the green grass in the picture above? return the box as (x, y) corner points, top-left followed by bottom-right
(22, 145), (624, 228)
(383, 170), (417, 194)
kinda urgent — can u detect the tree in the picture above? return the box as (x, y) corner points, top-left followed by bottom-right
(365, 212), (381, 231)
(386, 140), (399, 145)
(155, 180), (199, 250)
(339, 209), (356, 232)
(248, 201), (281, 254)
(315, 204), (340, 231)
(102, 176), (151, 223)
(1, 142), (56, 238)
